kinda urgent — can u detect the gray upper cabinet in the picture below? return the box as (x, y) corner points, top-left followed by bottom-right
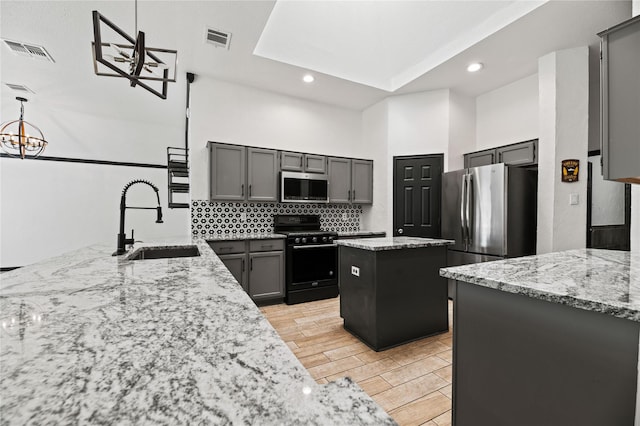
(280, 151), (327, 174)
(280, 151), (304, 171)
(464, 148), (496, 168)
(328, 157), (373, 204)
(464, 140), (538, 169)
(328, 157), (352, 203)
(247, 147), (278, 202)
(209, 142), (246, 201)
(599, 15), (640, 184)
(496, 140), (537, 166)
(304, 154), (327, 174)
(351, 159), (373, 204)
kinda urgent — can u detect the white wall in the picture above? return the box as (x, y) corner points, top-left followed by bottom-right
(448, 91), (476, 171)
(476, 74), (539, 150)
(589, 155), (626, 226)
(0, 80), (190, 268)
(361, 99), (389, 232)
(537, 47), (589, 254)
(188, 77), (364, 201)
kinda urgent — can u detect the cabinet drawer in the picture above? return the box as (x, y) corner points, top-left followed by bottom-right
(249, 239), (284, 252)
(209, 240), (246, 254)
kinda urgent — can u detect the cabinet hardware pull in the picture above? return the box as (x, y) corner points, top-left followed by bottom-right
(241, 184), (244, 197)
(353, 190), (356, 200)
(242, 258), (245, 271)
(348, 190), (351, 201)
(300, 157), (303, 168)
(250, 258), (253, 270)
(249, 184), (252, 197)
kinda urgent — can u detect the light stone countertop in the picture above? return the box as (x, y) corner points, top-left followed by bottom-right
(0, 238), (395, 425)
(440, 248), (640, 322)
(199, 232), (286, 241)
(336, 236), (454, 251)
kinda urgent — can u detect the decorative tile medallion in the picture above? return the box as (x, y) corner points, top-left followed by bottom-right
(191, 200), (362, 236)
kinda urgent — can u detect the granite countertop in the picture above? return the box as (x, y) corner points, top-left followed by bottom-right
(336, 236), (454, 251)
(338, 231), (387, 238)
(440, 248), (640, 322)
(199, 232), (286, 241)
(0, 239), (395, 425)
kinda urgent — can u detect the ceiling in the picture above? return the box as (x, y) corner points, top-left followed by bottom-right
(0, 1), (633, 112)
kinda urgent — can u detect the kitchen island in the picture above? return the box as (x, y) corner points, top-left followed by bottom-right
(0, 238), (395, 425)
(336, 236), (454, 351)
(440, 249), (640, 426)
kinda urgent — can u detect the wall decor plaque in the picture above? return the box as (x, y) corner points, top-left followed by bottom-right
(562, 159), (580, 182)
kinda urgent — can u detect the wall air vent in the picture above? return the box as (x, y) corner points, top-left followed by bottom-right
(205, 27), (231, 49)
(2, 39), (55, 62)
(5, 83), (34, 94)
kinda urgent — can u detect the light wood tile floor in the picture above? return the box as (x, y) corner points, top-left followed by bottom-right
(260, 297), (454, 426)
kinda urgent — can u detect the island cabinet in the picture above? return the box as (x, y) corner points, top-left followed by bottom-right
(209, 238), (284, 302)
(209, 142), (278, 202)
(327, 157), (373, 204)
(441, 249), (640, 426)
(336, 237), (453, 351)
(280, 151), (327, 174)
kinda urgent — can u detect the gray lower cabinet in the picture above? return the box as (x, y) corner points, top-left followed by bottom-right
(247, 147), (278, 202)
(248, 251), (284, 301)
(328, 157), (373, 204)
(209, 239), (284, 302)
(280, 151), (327, 174)
(209, 142), (278, 202)
(218, 253), (247, 292)
(209, 143), (246, 200)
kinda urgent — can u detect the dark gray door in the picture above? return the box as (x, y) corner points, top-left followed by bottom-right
(393, 155), (443, 237)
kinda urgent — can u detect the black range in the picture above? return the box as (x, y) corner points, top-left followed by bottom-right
(274, 215), (338, 305)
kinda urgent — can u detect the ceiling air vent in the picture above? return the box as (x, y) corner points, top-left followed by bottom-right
(5, 83), (34, 94)
(2, 39), (55, 62)
(205, 27), (231, 49)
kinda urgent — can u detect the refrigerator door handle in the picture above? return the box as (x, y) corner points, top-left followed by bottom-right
(460, 173), (467, 246)
(466, 173), (473, 245)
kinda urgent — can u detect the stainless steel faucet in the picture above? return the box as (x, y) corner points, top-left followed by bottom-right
(113, 179), (163, 256)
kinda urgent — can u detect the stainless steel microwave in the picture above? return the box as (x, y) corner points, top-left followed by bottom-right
(281, 171), (329, 203)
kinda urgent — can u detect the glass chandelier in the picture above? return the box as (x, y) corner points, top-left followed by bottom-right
(0, 97), (47, 159)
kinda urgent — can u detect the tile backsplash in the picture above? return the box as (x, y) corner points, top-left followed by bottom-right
(191, 200), (362, 236)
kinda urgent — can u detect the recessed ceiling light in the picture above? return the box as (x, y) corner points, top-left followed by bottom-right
(467, 62), (484, 73)
(303, 74), (315, 83)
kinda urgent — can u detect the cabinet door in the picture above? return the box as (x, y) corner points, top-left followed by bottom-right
(281, 151), (304, 172)
(601, 17), (640, 183)
(248, 251), (284, 301)
(219, 253), (248, 293)
(351, 159), (373, 204)
(328, 157), (352, 203)
(464, 149), (496, 168)
(209, 143), (246, 201)
(497, 140), (537, 166)
(247, 147), (278, 202)
(304, 154), (327, 174)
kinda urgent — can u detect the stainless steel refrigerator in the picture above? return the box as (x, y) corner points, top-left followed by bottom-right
(442, 163), (537, 297)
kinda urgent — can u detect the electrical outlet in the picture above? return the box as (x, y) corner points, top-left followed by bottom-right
(342, 212), (348, 221)
(351, 266), (360, 277)
(240, 212), (247, 221)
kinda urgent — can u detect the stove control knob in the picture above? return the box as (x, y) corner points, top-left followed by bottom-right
(328, 236), (334, 242)
(294, 237), (301, 244)
(312, 237), (318, 243)
(322, 236), (328, 242)
(301, 237), (307, 244)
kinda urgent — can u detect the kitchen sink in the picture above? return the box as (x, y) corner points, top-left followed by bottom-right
(127, 246), (200, 260)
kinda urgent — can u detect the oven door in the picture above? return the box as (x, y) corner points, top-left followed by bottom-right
(287, 243), (337, 289)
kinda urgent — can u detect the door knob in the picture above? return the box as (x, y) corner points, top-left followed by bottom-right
(398, 228), (403, 234)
